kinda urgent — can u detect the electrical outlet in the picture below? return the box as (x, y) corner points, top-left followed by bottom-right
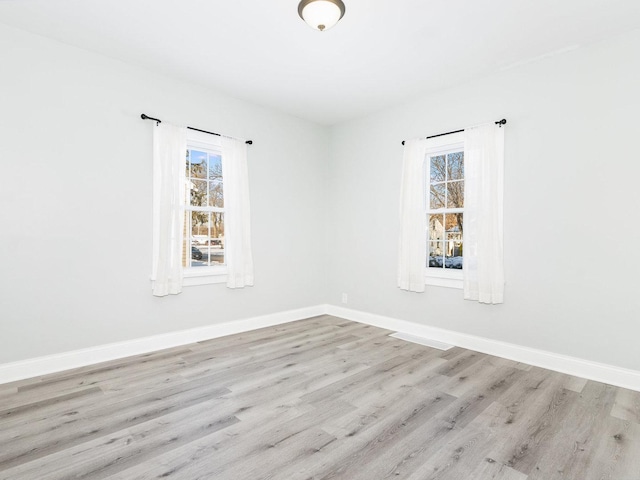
(341, 293), (348, 304)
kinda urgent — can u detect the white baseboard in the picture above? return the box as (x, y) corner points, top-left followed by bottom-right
(325, 305), (640, 392)
(2, 303), (639, 392)
(0, 305), (326, 385)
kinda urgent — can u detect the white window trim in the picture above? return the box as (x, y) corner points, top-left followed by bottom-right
(424, 131), (464, 289)
(184, 129), (227, 285)
(424, 271), (463, 289)
(183, 266), (228, 286)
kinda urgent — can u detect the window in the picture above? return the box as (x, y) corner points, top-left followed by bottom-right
(398, 124), (504, 298)
(424, 132), (464, 288)
(151, 123), (253, 296)
(183, 130), (227, 285)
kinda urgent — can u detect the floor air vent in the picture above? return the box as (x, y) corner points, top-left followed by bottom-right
(390, 332), (453, 351)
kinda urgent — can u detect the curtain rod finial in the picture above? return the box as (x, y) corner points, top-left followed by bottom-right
(141, 113), (161, 125)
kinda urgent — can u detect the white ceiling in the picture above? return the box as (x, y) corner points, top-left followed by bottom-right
(1, 0), (639, 125)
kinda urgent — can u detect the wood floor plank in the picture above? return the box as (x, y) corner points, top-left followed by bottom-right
(564, 375), (588, 393)
(402, 423), (499, 480)
(0, 316), (637, 480)
(435, 349), (487, 377)
(478, 385), (578, 476)
(105, 399), (355, 480)
(467, 459), (529, 480)
(268, 388), (456, 480)
(177, 332), (361, 381)
(102, 398), (316, 479)
(0, 386), (17, 398)
(520, 381), (621, 479)
(0, 378), (230, 469)
(0, 399), (239, 480)
(328, 366), (523, 480)
(577, 416), (640, 480)
(0, 385), (103, 421)
(299, 354), (421, 405)
(186, 315), (348, 356)
(610, 387), (640, 424)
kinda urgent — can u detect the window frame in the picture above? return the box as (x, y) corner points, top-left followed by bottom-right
(424, 132), (465, 289)
(183, 130), (228, 286)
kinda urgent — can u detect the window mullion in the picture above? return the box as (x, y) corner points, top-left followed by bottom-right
(188, 206), (223, 213)
(427, 208), (463, 214)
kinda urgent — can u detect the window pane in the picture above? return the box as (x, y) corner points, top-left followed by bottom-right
(444, 212), (463, 235)
(208, 154), (222, 181)
(188, 213), (224, 267)
(428, 214), (444, 241)
(189, 150), (207, 179)
(190, 211), (208, 267)
(448, 152), (464, 180)
(428, 214), (444, 268)
(190, 179), (207, 207)
(428, 241), (444, 268)
(191, 210), (209, 237)
(209, 213), (225, 265)
(430, 155), (446, 182)
(211, 212), (224, 241)
(209, 180), (223, 208)
(190, 244), (206, 267)
(446, 180), (464, 208)
(208, 154), (223, 207)
(445, 228), (463, 270)
(430, 183), (445, 209)
(443, 213), (463, 269)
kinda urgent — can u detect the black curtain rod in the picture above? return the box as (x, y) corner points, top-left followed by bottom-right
(141, 114), (253, 145)
(401, 119), (506, 145)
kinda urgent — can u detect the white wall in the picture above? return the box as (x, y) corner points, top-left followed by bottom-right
(326, 30), (640, 371)
(0, 25), (328, 363)
(2, 22), (640, 375)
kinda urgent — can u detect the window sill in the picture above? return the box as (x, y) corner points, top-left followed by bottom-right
(425, 272), (463, 289)
(183, 266), (227, 286)
(150, 267), (227, 289)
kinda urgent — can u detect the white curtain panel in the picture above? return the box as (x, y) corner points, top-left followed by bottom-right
(463, 124), (505, 304)
(398, 138), (427, 293)
(221, 137), (254, 288)
(152, 122), (187, 297)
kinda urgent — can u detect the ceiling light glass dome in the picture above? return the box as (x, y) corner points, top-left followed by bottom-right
(298, 0), (346, 31)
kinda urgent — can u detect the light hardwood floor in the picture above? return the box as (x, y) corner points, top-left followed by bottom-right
(1, 316), (639, 479)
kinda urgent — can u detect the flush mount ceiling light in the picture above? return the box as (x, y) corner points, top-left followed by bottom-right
(298, 0), (346, 31)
